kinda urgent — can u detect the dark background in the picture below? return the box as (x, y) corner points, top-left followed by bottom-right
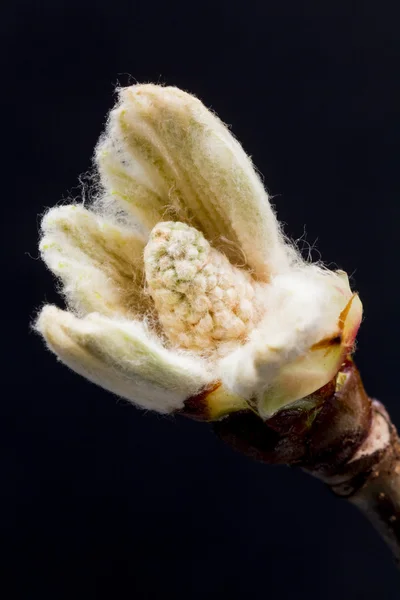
(4, 0), (400, 597)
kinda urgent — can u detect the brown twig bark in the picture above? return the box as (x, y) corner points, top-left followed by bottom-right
(212, 360), (400, 564)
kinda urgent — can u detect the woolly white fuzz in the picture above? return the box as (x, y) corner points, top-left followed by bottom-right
(95, 84), (294, 280)
(36, 306), (213, 413)
(219, 269), (360, 417)
(40, 205), (149, 317)
(36, 84), (363, 418)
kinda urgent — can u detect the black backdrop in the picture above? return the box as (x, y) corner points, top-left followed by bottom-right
(4, 1), (400, 598)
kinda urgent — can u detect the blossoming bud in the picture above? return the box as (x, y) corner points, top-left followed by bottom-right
(35, 84), (363, 421)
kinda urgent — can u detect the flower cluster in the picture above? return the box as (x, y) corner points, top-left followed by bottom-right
(36, 85), (362, 419)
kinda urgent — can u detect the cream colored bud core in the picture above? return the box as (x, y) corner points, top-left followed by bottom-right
(144, 221), (264, 355)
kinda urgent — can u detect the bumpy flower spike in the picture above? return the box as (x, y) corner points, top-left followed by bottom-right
(144, 221), (264, 355)
(35, 84), (400, 562)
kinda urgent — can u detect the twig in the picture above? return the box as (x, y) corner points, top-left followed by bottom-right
(213, 361), (400, 564)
